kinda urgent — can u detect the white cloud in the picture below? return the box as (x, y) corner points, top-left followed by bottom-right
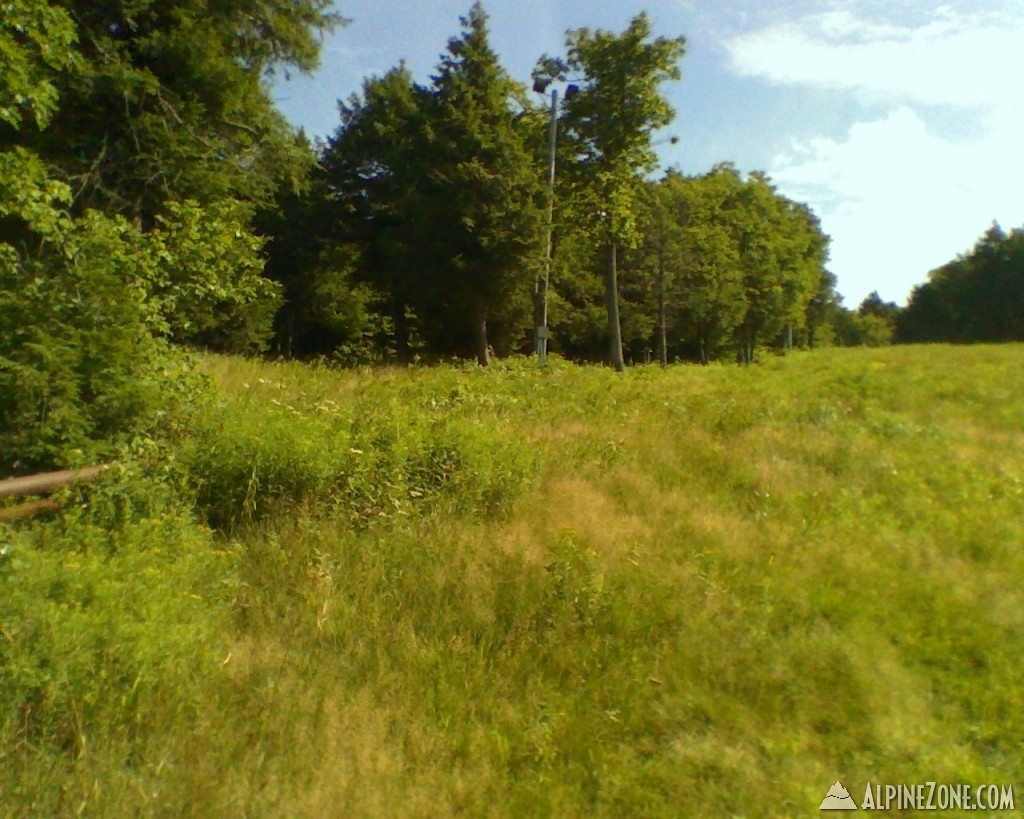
(726, 6), (1024, 109)
(724, 4), (1024, 304)
(773, 106), (1024, 303)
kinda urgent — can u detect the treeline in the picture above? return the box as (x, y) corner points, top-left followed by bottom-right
(263, 7), (837, 367)
(262, 7), (1024, 362)
(0, 0), (885, 385)
(896, 224), (1024, 343)
(3, 1), (1020, 471)
(827, 224), (1024, 347)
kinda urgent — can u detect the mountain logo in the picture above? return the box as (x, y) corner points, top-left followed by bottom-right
(820, 781), (858, 810)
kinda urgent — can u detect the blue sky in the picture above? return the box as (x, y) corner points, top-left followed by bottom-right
(271, 1), (1024, 307)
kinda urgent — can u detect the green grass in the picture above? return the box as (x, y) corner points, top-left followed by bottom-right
(3, 345), (1023, 817)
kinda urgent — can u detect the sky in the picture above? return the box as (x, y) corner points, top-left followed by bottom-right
(271, 0), (1024, 307)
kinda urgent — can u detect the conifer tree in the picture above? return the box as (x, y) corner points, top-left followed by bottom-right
(323, 65), (433, 362)
(425, 3), (542, 364)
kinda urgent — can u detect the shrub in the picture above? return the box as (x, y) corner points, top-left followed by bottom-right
(0, 474), (236, 781)
(0, 157), (199, 471)
(0, 151), (280, 473)
(148, 200), (282, 355)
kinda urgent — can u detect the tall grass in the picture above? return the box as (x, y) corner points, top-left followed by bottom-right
(2, 346), (1022, 816)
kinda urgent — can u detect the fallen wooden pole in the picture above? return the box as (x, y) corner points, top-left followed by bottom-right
(0, 464), (110, 500)
(0, 498), (62, 522)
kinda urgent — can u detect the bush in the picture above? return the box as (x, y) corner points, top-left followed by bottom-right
(148, 200), (282, 355)
(0, 150), (280, 473)
(0, 161), (200, 471)
(0, 473), (236, 784)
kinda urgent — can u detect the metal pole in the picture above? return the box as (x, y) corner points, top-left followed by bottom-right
(539, 89), (558, 361)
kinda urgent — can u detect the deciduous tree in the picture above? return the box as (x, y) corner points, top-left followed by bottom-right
(554, 14), (685, 371)
(12, 0), (341, 226)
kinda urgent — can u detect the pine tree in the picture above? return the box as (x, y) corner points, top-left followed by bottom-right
(424, 3), (542, 365)
(323, 65), (434, 362)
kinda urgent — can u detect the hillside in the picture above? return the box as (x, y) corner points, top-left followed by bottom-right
(3, 345), (1022, 817)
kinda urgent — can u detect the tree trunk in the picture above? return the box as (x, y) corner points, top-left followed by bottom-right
(285, 306), (296, 359)
(473, 295), (490, 367)
(736, 326), (755, 366)
(657, 266), (667, 368)
(605, 241), (625, 372)
(533, 285), (544, 356)
(132, 196), (144, 231)
(393, 294), (410, 364)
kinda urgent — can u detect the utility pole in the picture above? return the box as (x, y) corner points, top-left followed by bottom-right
(535, 89), (558, 361)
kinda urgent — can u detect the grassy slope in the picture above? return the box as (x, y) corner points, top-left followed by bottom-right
(4, 345), (1023, 817)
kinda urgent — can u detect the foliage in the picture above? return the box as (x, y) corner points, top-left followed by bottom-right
(321, 65), (433, 362)
(559, 15), (685, 178)
(0, 0), (78, 130)
(603, 165), (832, 364)
(0, 0), (326, 471)
(323, 6), (542, 365)
(664, 166), (748, 362)
(0, 154), (194, 471)
(0, 470), (236, 814)
(307, 8), (841, 368)
(0, 150), (276, 470)
(827, 291), (901, 347)
(421, 3), (543, 365)
(730, 172), (828, 362)
(11, 0), (342, 225)
(256, 131), (382, 359)
(147, 199), (282, 353)
(554, 13), (686, 370)
(897, 223), (1024, 343)
(804, 269), (841, 348)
